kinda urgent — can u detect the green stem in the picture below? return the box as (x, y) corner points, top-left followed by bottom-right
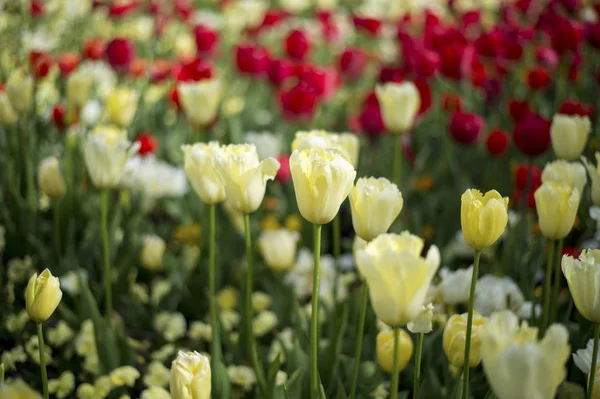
(53, 200), (61, 256)
(311, 223), (322, 399)
(350, 283), (369, 399)
(21, 119), (36, 213)
(588, 324), (600, 399)
(550, 239), (564, 323)
(414, 333), (424, 399)
(332, 215), (341, 304)
(541, 240), (556, 335)
(37, 323), (49, 399)
(209, 204), (220, 365)
(393, 134), (403, 188)
(462, 250), (481, 399)
(101, 190), (112, 320)
(390, 327), (401, 399)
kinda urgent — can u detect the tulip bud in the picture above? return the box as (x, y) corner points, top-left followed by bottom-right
(66, 70), (93, 109)
(534, 182), (580, 240)
(550, 114), (591, 161)
(562, 249), (600, 323)
(443, 312), (485, 368)
(170, 351), (211, 399)
(178, 79), (221, 128)
(407, 303), (434, 334)
(541, 159), (587, 194)
(460, 189), (509, 251)
(182, 142), (226, 205)
(140, 234), (166, 272)
(104, 88), (138, 128)
(258, 229), (300, 271)
(6, 69), (34, 115)
(38, 156), (66, 199)
(349, 177), (403, 241)
(376, 329), (413, 373)
(26, 269), (63, 323)
(375, 82), (420, 134)
(0, 91), (17, 125)
(289, 148), (356, 225)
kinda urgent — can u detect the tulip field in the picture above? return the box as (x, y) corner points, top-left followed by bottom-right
(2, 0), (600, 398)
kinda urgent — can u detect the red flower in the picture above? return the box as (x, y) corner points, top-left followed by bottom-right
(168, 87), (181, 110)
(548, 15), (584, 55)
(235, 45), (270, 77)
(442, 93), (462, 113)
(194, 25), (218, 57)
(278, 82), (319, 122)
(150, 60), (172, 82)
(136, 132), (159, 156)
(58, 52), (80, 76)
(276, 154), (291, 183)
(508, 99), (532, 122)
(449, 110), (484, 144)
(562, 245), (581, 258)
(587, 22), (600, 49)
(486, 129), (510, 157)
(267, 58), (296, 87)
(106, 37), (136, 71)
(558, 100), (593, 117)
(536, 46), (559, 70)
(527, 68), (551, 90)
(52, 104), (67, 130)
(512, 189), (537, 209)
(339, 48), (367, 80)
(31, 1), (44, 17)
(83, 38), (106, 60)
(285, 29), (310, 61)
(296, 64), (338, 100)
(174, 0), (193, 20)
(359, 93), (386, 137)
(108, 1), (139, 18)
(379, 65), (405, 83)
(352, 15), (382, 36)
(175, 57), (213, 82)
(414, 79), (431, 116)
(29, 51), (53, 79)
(513, 112), (551, 157)
(515, 164), (542, 191)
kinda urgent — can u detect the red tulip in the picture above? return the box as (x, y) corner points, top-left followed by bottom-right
(527, 68), (551, 90)
(339, 48), (367, 80)
(379, 65), (405, 83)
(108, 1), (139, 18)
(52, 104), (67, 130)
(508, 99), (532, 122)
(106, 37), (136, 71)
(276, 154), (291, 183)
(194, 25), (218, 56)
(352, 15), (382, 36)
(513, 112), (551, 157)
(486, 129), (510, 157)
(235, 45), (270, 77)
(29, 51), (53, 79)
(278, 82), (319, 122)
(83, 39), (106, 60)
(267, 58), (296, 87)
(136, 132), (159, 156)
(558, 100), (593, 117)
(536, 46), (559, 70)
(515, 164), (542, 191)
(587, 22), (600, 49)
(562, 245), (581, 258)
(150, 60), (172, 82)
(296, 64), (338, 100)
(168, 87), (181, 111)
(359, 93), (386, 137)
(31, 1), (44, 17)
(285, 29), (310, 61)
(449, 110), (484, 144)
(414, 79), (432, 116)
(58, 52), (80, 76)
(442, 93), (462, 113)
(175, 57), (213, 82)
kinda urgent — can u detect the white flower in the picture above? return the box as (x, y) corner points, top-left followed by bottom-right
(80, 100), (102, 127)
(517, 301), (542, 320)
(408, 303), (434, 334)
(439, 266), (472, 304)
(121, 156), (188, 200)
(228, 365), (256, 391)
(474, 275), (524, 316)
(573, 339), (600, 374)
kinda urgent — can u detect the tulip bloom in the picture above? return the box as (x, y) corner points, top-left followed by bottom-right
(461, 189), (509, 251)
(481, 311), (570, 399)
(104, 88), (138, 128)
(258, 229), (300, 271)
(6, 69), (33, 115)
(170, 351), (211, 399)
(38, 156), (66, 199)
(139, 234), (166, 272)
(182, 142), (227, 205)
(550, 114), (591, 161)
(349, 177), (403, 241)
(178, 79), (221, 128)
(534, 182), (580, 240)
(292, 130), (360, 167)
(375, 82), (420, 134)
(289, 148), (356, 225)
(26, 269), (62, 323)
(541, 160), (587, 194)
(443, 312), (486, 368)
(0, 91), (17, 125)
(562, 250), (600, 323)
(376, 329), (413, 373)
(355, 232), (440, 327)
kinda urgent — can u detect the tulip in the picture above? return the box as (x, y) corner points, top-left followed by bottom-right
(562, 250), (600, 323)
(6, 69), (33, 115)
(104, 88), (138, 128)
(214, 144), (280, 214)
(83, 126), (140, 189)
(178, 79), (221, 129)
(26, 269), (62, 323)
(170, 351), (211, 399)
(551, 114), (591, 161)
(257, 229), (300, 271)
(355, 232), (440, 327)
(292, 130), (360, 167)
(66, 70), (93, 109)
(376, 329), (413, 373)
(461, 189), (509, 251)
(37, 156), (66, 200)
(481, 311), (570, 399)
(140, 234), (166, 272)
(182, 142), (226, 205)
(534, 182), (580, 240)
(0, 91), (17, 125)
(583, 153), (600, 207)
(541, 160), (587, 194)
(289, 148), (356, 225)
(375, 81), (420, 134)
(443, 312), (486, 368)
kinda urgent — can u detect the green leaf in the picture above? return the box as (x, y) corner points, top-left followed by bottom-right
(336, 379), (348, 399)
(322, 302), (349, 390)
(212, 357), (232, 399)
(268, 351), (282, 385)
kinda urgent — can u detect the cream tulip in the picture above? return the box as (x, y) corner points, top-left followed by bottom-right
(349, 177), (403, 241)
(443, 312), (486, 367)
(583, 153), (600, 207)
(375, 82), (420, 134)
(26, 269), (63, 323)
(182, 142), (226, 204)
(461, 189), (509, 251)
(6, 69), (33, 115)
(534, 182), (580, 240)
(140, 234), (167, 272)
(289, 148), (356, 225)
(83, 125), (140, 189)
(38, 156), (66, 199)
(407, 303), (434, 334)
(178, 79), (221, 128)
(104, 88), (138, 128)
(0, 91), (17, 125)
(292, 130), (360, 167)
(355, 232), (440, 327)
(481, 310), (570, 399)
(562, 250), (600, 323)
(551, 114), (591, 161)
(258, 229), (300, 271)
(214, 144), (280, 214)
(66, 70), (94, 109)
(541, 159), (587, 194)
(169, 351), (211, 399)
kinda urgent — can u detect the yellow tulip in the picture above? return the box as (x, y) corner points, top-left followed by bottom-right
(541, 160), (587, 194)
(178, 79), (221, 128)
(38, 156), (66, 199)
(562, 249), (600, 323)
(349, 177), (403, 241)
(104, 88), (138, 128)
(583, 153), (600, 207)
(289, 148), (356, 225)
(6, 69), (33, 115)
(460, 189), (509, 251)
(214, 144), (280, 214)
(375, 81), (420, 134)
(443, 311), (486, 368)
(481, 311), (570, 399)
(292, 130), (360, 167)
(534, 182), (580, 240)
(182, 142), (226, 205)
(140, 234), (166, 272)
(0, 379), (42, 399)
(169, 351), (211, 399)
(355, 232), (440, 327)
(376, 329), (413, 373)
(25, 269), (63, 323)
(66, 70), (94, 109)
(257, 228), (300, 271)
(551, 114), (591, 161)
(0, 91), (17, 125)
